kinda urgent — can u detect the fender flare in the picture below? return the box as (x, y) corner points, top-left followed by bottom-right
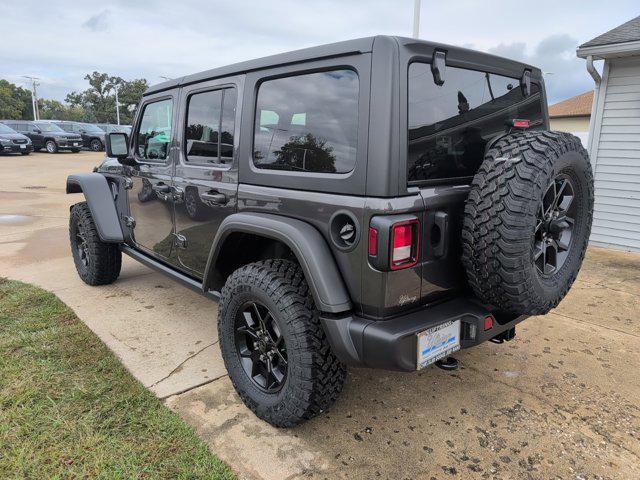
(66, 173), (124, 243)
(204, 212), (352, 314)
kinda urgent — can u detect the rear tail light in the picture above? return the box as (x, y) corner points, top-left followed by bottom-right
(484, 315), (494, 331)
(391, 220), (420, 269)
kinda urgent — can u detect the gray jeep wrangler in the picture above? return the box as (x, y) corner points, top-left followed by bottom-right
(67, 36), (593, 427)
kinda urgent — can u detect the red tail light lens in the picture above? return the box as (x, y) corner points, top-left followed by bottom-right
(484, 315), (494, 331)
(368, 227), (378, 256)
(391, 220), (419, 269)
(512, 118), (531, 129)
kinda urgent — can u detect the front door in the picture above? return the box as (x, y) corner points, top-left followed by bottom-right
(170, 78), (241, 277)
(26, 123), (45, 149)
(126, 95), (176, 261)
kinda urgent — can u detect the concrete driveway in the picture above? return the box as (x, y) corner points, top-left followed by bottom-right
(2, 151), (639, 479)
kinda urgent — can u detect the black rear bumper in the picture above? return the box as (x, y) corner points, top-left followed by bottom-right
(321, 298), (527, 371)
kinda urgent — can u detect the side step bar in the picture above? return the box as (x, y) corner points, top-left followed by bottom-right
(120, 245), (220, 301)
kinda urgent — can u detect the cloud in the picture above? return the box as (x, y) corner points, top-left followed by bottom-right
(82, 10), (111, 32)
(0, 0), (633, 103)
(487, 35), (595, 104)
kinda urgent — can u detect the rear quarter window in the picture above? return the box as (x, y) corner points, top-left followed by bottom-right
(407, 62), (542, 183)
(253, 69), (359, 174)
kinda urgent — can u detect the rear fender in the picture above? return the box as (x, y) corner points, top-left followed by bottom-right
(204, 212), (352, 314)
(66, 173), (123, 243)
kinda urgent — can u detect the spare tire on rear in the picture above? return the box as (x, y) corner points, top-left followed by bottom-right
(461, 131), (594, 316)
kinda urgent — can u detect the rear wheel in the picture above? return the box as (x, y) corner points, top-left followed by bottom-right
(218, 259), (346, 427)
(45, 140), (58, 153)
(69, 202), (122, 285)
(462, 131), (593, 315)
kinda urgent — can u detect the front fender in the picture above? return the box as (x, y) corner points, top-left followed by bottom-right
(204, 212), (352, 314)
(66, 173), (123, 243)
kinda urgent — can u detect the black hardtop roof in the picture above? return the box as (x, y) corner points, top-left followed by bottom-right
(145, 35), (540, 96)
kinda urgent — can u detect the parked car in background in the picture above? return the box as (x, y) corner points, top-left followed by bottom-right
(0, 122), (33, 155)
(96, 123), (132, 135)
(0, 120), (82, 153)
(49, 121), (106, 151)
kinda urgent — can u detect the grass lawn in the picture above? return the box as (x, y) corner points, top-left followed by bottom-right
(0, 278), (234, 479)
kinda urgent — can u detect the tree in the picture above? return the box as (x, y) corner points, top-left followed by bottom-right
(38, 99), (85, 121)
(0, 80), (35, 120)
(66, 71), (148, 124)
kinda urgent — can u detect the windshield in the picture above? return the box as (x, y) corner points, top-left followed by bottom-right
(81, 124), (104, 133)
(36, 123), (66, 133)
(0, 124), (17, 134)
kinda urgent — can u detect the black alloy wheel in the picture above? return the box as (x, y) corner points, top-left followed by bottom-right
(90, 139), (103, 151)
(234, 301), (287, 392)
(534, 174), (576, 277)
(75, 230), (90, 269)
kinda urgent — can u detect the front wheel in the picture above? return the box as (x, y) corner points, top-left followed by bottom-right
(90, 139), (103, 151)
(218, 259), (347, 427)
(45, 140), (58, 153)
(69, 202), (122, 285)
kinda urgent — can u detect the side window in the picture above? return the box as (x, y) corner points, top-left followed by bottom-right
(407, 63), (541, 182)
(253, 69), (359, 174)
(184, 87), (237, 164)
(136, 99), (173, 160)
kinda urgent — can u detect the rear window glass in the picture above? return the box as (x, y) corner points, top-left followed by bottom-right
(408, 62), (541, 182)
(253, 69), (359, 174)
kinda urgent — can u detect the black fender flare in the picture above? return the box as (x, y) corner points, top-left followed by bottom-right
(204, 212), (352, 314)
(66, 173), (124, 243)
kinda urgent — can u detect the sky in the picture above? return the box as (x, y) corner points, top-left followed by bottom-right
(1, 0), (639, 105)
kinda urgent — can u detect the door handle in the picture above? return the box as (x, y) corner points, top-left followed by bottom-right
(201, 190), (227, 205)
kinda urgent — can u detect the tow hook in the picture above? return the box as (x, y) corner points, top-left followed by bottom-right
(435, 357), (459, 371)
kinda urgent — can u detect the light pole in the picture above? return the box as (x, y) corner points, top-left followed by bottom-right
(22, 75), (40, 120)
(413, 0), (421, 38)
(114, 84), (121, 125)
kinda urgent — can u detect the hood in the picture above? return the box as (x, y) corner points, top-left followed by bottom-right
(0, 132), (31, 142)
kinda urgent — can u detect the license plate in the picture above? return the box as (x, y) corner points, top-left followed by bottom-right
(20, 145), (26, 149)
(417, 320), (461, 369)
(74, 142), (80, 146)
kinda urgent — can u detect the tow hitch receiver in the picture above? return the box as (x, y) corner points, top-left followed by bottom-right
(490, 327), (517, 344)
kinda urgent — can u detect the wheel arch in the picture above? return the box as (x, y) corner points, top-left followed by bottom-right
(204, 212), (352, 314)
(66, 173), (124, 243)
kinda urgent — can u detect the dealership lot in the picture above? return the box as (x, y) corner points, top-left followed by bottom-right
(1, 151), (639, 479)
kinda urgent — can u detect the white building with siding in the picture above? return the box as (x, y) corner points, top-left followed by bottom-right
(578, 16), (640, 252)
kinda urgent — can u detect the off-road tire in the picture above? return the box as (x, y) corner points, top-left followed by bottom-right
(218, 259), (347, 427)
(462, 131), (594, 315)
(69, 202), (122, 285)
(45, 140), (58, 153)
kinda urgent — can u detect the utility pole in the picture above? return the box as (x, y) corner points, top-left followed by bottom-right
(114, 84), (121, 125)
(413, 0), (421, 38)
(22, 75), (40, 120)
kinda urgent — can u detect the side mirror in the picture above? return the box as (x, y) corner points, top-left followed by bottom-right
(34, 128), (42, 134)
(106, 132), (132, 164)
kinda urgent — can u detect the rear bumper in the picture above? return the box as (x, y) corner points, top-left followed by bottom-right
(321, 298), (527, 371)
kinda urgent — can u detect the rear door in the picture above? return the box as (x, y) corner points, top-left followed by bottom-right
(406, 61), (544, 304)
(170, 77), (241, 277)
(125, 93), (177, 261)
